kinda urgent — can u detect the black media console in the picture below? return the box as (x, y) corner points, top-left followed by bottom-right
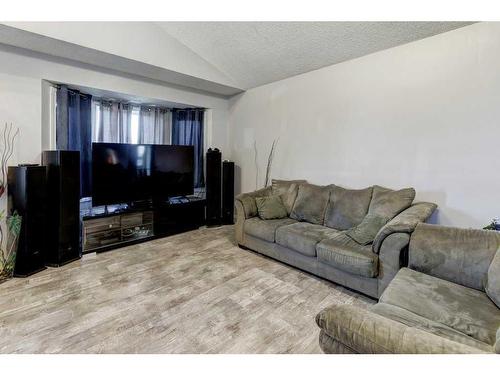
(154, 197), (206, 237)
(81, 197), (206, 254)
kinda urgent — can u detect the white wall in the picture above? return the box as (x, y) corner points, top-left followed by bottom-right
(228, 22), (500, 228)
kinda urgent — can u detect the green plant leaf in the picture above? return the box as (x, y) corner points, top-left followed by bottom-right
(7, 212), (22, 236)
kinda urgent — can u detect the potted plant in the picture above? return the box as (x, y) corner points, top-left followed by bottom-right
(483, 218), (500, 231)
(0, 123), (20, 284)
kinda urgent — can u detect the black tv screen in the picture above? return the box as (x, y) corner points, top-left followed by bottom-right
(153, 145), (194, 200)
(92, 143), (194, 206)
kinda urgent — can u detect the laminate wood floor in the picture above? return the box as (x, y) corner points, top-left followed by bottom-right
(0, 226), (374, 353)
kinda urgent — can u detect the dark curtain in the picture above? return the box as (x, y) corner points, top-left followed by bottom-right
(56, 85), (92, 197)
(172, 109), (204, 188)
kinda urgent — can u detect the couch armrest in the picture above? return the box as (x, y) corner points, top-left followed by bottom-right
(377, 232), (410, 297)
(235, 186), (273, 219)
(372, 202), (437, 254)
(315, 304), (486, 354)
(234, 186), (272, 244)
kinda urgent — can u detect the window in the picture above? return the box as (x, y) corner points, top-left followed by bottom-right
(130, 108), (140, 144)
(91, 100), (171, 145)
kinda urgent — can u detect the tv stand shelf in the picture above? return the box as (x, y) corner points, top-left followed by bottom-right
(82, 210), (154, 253)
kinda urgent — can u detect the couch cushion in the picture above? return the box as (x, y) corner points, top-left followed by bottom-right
(324, 186), (373, 230)
(345, 213), (390, 246)
(255, 195), (288, 220)
(486, 248), (500, 308)
(409, 224), (500, 291)
(371, 302), (493, 352)
(345, 186), (415, 245)
(380, 268), (500, 346)
(276, 222), (338, 257)
(244, 217), (297, 242)
(370, 185), (415, 219)
(316, 232), (379, 277)
(290, 183), (332, 225)
(271, 179), (306, 215)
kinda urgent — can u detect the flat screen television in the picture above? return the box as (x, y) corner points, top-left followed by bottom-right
(92, 143), (194, 206)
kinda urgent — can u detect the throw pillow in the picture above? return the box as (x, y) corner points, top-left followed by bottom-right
(324, 185), (373, 230)
(345, 213), (391, 245)
(290, 183), (332, 225)
(255, 195), (288, 220)
(346, 185), (415, 245)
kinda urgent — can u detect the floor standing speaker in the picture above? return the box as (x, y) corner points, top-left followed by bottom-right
(8, 165), (47, 276)
(206, 148), (222, 227)
(222, 161), (235, 225)
(42, 150), (81, 266)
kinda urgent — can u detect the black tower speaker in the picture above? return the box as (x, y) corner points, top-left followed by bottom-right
(222, 161), (234, 225)
(206, 148), (222, 226)
(42, 150), (81, 266)
(8, 165), (47, 276)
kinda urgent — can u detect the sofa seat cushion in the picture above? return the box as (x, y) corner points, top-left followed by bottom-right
(244, 217), (297, 242)
(381, 268), (500, 346)
(275, 222), (339, 257)
(371, 303), (493, 352)
(316, 232), (379, 277)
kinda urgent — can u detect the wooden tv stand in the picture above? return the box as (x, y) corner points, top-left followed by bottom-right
(81, 197), (206, 254)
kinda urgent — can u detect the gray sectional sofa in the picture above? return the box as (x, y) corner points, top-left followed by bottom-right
(235, 180), (437, 299)
(316, 223), (500, 354)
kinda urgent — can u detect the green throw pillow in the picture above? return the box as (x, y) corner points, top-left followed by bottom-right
(345, 213), (390, 245)
(255, 195), (288, 220)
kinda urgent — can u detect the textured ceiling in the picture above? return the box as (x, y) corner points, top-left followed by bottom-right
(157, 22), (473, 89)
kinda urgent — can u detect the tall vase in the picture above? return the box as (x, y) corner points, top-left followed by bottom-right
(0, 212), (22, 284)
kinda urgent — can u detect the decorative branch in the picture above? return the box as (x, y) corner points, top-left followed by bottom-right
(253, 140), (259, 190)
(264, 138), (279, 188)
(0, 123), (19, 198)
(0, 123), (19, 276)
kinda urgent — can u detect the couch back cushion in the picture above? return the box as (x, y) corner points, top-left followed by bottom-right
(324, 186), (373, 230)
(409, 223), (500, 291)
(290, 183), (332, 225)
(345, 186), (415, 245)
(486, 248), (500, 308)
(271, 179), (307, 215)
(369, 185), (415, 219)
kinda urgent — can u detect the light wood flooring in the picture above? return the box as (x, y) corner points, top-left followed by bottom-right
(0, 225), (374, 353)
